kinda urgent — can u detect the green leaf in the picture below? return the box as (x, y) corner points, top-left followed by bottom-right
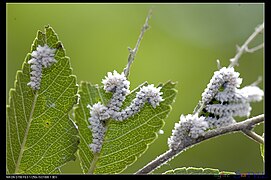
(74, 81), (177, 174)
(163, 167), (235, 175)
(6, 25), (79, 174)
(260, 133), (264, 162)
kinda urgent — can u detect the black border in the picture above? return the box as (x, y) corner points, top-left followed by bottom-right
(4, 1), (269, 179)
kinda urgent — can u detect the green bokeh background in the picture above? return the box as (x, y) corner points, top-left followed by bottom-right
(6, 3), (264, 174)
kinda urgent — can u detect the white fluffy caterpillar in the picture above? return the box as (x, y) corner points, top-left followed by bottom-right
(88, 70), (164, 153)
(168, 66), (264, 150)
(27, 44), (57, 90)
(109, 84), (164, 121)
(168, 114), (209, 150)
(102, 70), (130, 112)
(87, 102), (110, 153)
(102, 70), (164, 121)
(201, 67), (242, 104)
(201, 67), (264, 128)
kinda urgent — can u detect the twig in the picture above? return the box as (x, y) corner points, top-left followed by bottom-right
(123, 9), (152, 78)
(216, 59), (221, 69)
(251, 76), (262, 86)
(228, 23), (264, 68)
(245, 43), (264, 53)
(241, 129), (264, 144)
(135, 114), (264, 174)
(193, 23), (264, 116)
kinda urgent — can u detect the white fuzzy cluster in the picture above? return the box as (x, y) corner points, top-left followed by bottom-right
(201, 67), (242, 104)
(168, 114), (209, 150)
(239, 86), (264, 102)
(102, 70), (130, 93)
(88, 70), (164, 153)
(215, 89), (246, 103)
(168, 67), (264, 150)
(200, 67), (264, 129)
(27, 44), (57, 90)
(205, 116), (236, 128)
(110, 84), (164, 121)
(87, 102), (110, 153)
(138, 85), (164, 108)
(103, 71), (130, 112)
(205, 103), (251, 118)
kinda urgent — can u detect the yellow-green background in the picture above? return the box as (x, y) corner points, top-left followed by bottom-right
(6, 3), (264, 174)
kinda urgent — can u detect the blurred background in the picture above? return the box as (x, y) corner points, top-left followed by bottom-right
(6, 3), (264, 174)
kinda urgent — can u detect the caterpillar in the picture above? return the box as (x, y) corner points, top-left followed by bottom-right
(168, 66), (264, 150)
(27, 44), (57, 90)
(88, 70), (164, 153)
(168, 114), (208, 150)
(201, 67), (242, 104)
(87, 102), (110, 153)
(202, 67), (264, 128)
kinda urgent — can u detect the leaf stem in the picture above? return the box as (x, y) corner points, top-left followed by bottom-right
(123, 9), (152, 78)
(135, 114), (264, 174)
(88, 153), (99, 174)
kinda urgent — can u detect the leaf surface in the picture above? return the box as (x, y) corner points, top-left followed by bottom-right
(74, 81), (177, 174)
(6, 25), (79, 174)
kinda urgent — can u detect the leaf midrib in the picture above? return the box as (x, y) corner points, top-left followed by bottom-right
(15, 92), (38, 173)
(89, 154), (99, 174)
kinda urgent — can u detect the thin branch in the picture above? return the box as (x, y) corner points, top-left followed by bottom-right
(193, 23), (264, 116)
(228, 23), (264, 68)
(123, 9), (152, 78)
(245, 43), (264, 53)
(242, 129), (264, 144)
(216, 59), (221, 69)
(251, 76), (262, 86)
(135, 114), (264, 174)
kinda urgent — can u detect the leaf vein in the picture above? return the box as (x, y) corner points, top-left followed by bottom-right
(24, 113), (66, 151)
(105, 109), (168, 143)
(85, 84), (94, 105)
(33, 78), (75, 120)
(97, 139), (144, 169)
(24, 126), (74, 172)
(12, 96), (22, 146)
(96, 86), (105, 104)
(17, 74), (29, 125)
(78, 146), (91, 168)
(45, 140), (78, 158)
(78, 131), (93, 156)
(38, 57), (69, 96)
(80, 98), (89, 128)
(7, 118), (16, 166)
(15, 93), (38, 173)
